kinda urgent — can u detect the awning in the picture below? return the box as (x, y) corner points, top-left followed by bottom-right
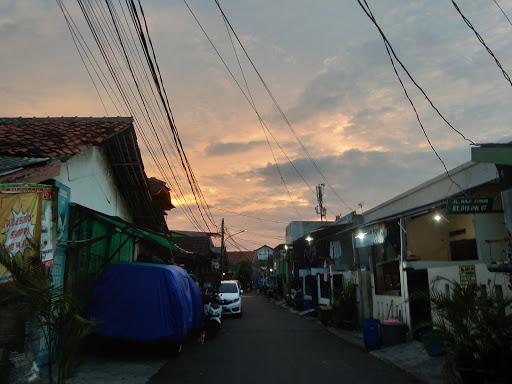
(92, 212), (185, 252)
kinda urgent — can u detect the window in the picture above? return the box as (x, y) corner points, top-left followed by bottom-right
(219, 283), (238, 293)
(450, 239), (478, 261)
(373, 258), (401, 296)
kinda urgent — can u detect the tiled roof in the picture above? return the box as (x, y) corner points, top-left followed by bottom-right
(173, 232), (215, 257)
(226, 251), (256, 265)
(148, 177), (169, 194)
(0, 117), (132, 159)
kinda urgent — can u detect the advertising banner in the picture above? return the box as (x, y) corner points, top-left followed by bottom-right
(51, 181), (71, 289)
(0, 183), (56, 266)
(0, 192), (42, 282)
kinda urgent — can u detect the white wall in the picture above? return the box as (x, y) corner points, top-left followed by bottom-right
(363, 162), (497, 223)
(474, 213), (508, 263)
(55, 147), (133, 222)
(373, 294), (408, 325)
(285, 221), (326, 244)
(256, 246), (273, 261)
(428, 263), (512, 295)
(427, 263), (512, 320)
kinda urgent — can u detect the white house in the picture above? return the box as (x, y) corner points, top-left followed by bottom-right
(355, 161), (511, 328)
(0, 117), (174, 366)
(255, 245), (274, 262)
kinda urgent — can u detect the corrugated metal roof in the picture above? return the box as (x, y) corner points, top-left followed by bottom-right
(0, 155), (49, 174)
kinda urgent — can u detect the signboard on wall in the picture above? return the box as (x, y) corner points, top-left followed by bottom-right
(447, 197), (493, 214)
(51, 181), (71, 289)
(0, 192), (42, 282)
(0, 183), (57, 266)
(459, 264), (476, 287)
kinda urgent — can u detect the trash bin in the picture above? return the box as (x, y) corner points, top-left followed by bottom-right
(381, 320), (407, 346)
(363, 318), (381, 350)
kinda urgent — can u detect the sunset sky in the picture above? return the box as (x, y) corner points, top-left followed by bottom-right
(2, 0), (512, 250)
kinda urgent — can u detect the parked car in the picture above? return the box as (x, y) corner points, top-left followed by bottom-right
(219, 280), (243, 316)
(87, 263), (203, 353)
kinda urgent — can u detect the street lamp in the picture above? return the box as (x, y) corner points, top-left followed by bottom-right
(355, 231), (367, 240)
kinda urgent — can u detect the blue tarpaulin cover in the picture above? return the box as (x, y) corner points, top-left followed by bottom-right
(87, 263), (203, 343)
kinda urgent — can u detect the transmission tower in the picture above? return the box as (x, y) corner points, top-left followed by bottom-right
(315, 183), (327, 221)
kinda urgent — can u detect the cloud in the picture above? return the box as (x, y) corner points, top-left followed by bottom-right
(204, 140), (268, 156)
(240, 146), (471, 210)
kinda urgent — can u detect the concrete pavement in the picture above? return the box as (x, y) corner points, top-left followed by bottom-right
(148, 294), (419, 384)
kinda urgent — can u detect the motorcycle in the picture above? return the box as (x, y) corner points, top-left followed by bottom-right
(202, 290), (222, 340)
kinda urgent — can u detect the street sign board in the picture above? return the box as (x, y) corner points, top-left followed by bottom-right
(459, 264), (476, 288)
(446, 197), (493, 214)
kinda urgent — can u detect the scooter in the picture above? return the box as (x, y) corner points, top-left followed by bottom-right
(203, 295), (222, 339)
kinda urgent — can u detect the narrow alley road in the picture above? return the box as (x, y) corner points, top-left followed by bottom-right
(148, 294), (417, 384)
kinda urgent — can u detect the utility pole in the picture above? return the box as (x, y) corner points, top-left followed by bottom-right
(220, 218), (225, 275)
(315, 183), (327, 221)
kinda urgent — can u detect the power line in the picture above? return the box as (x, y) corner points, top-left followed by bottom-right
(65, 0), (218, 232)
(217, 0), (303, 219)
(492, 0), (512, 28)
(183, 0), (317, 223)
(452, 0), (512, 87)
(126, 0), (217, 231)
(355, 0), (475, 146)
(73, 0), (204, 233)
(210, 206), (289, 224)
(356, 0), (470, 194)
(212, 0), (353, 212)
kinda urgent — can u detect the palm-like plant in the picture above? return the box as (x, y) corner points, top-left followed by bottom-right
(332, 282), (358, 330)
(0, 246), (95, 384)
(429, 278), (512, 382)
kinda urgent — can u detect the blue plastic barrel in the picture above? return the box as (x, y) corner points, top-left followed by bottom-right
(363, 319), (381, 350)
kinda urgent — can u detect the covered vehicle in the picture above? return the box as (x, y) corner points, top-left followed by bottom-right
(87, 263), (202, 343)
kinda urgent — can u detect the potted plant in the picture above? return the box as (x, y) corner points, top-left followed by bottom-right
(428, 279), (512, 383)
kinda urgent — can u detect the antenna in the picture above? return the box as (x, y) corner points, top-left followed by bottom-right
(315, 183), (326, 221)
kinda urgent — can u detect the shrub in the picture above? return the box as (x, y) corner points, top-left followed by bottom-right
(429, 279), (512, 382)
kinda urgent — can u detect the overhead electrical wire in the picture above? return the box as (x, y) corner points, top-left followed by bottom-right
(75, 0), (207, 232)
(492, 0), (512, 28)
(183, 0), (340, 217)
(62, 0), (219, 233)
(452, 0), (512, 87)
(132, 0), (220, 231)
(354, 1), (476, 147)
(211, 0), (353, 212)
(124, 0), (216, 231)
(356, 0), (472, 193)
(217, 2), (303, 219)
(210, 206), (289, 224)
